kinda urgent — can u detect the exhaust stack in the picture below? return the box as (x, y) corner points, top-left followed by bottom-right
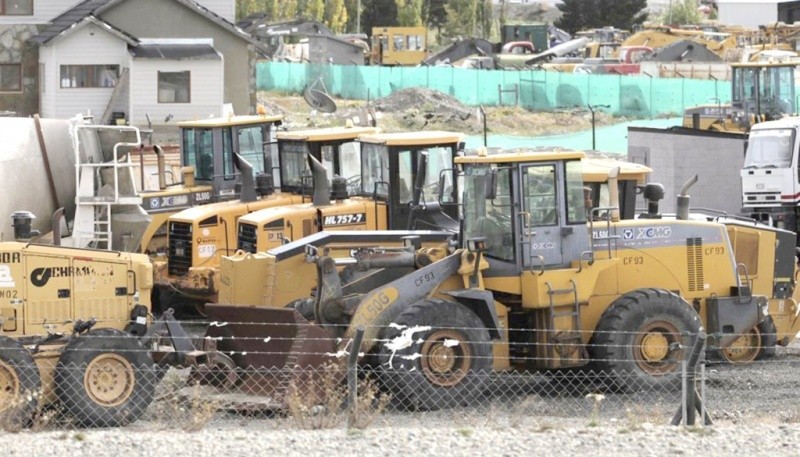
(233, 153), (257, 203)
(676, 174), (698, 221)
(309, 154), (331, 207)
(607, 167), (621, 222)
(154, 145), (167, 190)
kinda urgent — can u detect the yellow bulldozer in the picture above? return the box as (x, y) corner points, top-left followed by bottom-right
(197, 147), (798, 410)
(156, 130), (464, 314)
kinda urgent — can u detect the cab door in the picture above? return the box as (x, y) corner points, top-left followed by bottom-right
(520, 163), (564, 268)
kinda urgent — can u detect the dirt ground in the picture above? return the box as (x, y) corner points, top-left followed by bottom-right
(149, 87), (619, 145)
(258, 88), (620, 137)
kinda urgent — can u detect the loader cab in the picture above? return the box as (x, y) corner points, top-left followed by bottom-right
(359, 131), (462, 230)
(731, 62), (795, 125)
(459, 150), (591, 274)
(277, 126), (379, 197)
(178, 115), (283, 200)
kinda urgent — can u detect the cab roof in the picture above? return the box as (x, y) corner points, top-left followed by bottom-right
(358, 131), (464, 146)
(582, 157), (652, 183)
(277, 126), (379, 142)
(456, 148), (585, 164)
(178, 114), (283, 128)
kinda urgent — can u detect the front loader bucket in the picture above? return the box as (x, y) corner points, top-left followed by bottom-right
(198, 304), (339, 409)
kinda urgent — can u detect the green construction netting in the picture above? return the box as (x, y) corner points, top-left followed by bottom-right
(257, 62), (732, 118)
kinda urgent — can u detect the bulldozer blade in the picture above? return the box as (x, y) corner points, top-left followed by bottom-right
(203, 304), (339, 404)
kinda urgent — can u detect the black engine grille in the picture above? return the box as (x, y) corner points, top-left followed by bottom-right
(238, 223), (258, 254)
(168, 222), (193, 276)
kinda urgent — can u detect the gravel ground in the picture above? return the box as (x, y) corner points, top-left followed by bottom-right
(2, 344), (800, 456)
(2, 423), (800, 457)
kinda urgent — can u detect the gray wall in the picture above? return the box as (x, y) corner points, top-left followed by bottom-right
(627, 127), (747, 215)
(100, 0), (256, 118)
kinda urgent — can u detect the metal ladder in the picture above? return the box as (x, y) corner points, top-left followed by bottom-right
(71, 123), (143, 250)
(545, 279), (584, 363)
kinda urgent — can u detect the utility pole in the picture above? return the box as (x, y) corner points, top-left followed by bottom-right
(357, 0), (361, 34)
(587, 104), (611, 151)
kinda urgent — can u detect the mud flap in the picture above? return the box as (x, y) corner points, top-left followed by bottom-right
(706, 295), (765, 348)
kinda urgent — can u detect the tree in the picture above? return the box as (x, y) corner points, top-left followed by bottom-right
(443, 0), (478, 40)
(477, 0), (492, 39)
(555, 0), (648, 35)
(658, 0), (702, 25)
(307, 0), (325, 22)
(236, 0), (261, 21)
(396, 0), (424, 27)
(276, 0), (299, 21)
(325, 0), (349, 32)
(362, 0), (399, 35)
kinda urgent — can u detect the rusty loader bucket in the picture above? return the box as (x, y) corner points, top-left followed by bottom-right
(194, 304), (339, 410)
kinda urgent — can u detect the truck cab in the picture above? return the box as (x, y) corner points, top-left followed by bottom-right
(741, 116), (800, 235)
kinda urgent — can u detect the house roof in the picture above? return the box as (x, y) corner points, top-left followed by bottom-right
(131, 43), (222, 60)
(31, 0), (266, 53)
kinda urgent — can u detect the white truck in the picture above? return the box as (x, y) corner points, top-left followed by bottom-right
(741, 116), (800, 240)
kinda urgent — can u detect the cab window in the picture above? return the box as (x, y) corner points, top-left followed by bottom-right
(523, 165), (557, 226)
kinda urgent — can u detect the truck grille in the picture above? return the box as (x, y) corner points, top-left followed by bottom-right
(168, 222), (193, 276)
(238, 223), (258, 253)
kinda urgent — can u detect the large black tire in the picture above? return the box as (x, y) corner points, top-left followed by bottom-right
(716, 316), (778, 363)
(0, 336), (41, 427)
(589, 288), (701, 391)
(377, 299), (492, 410)
(55, 329), (157, 427)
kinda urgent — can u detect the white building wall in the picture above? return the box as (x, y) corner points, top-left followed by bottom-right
(0, 0), (82, 25)
(128, 58), (224, 125)
(194, 0), (235, 23)
(39, 23), (128, 119)
(718, 1), (781, 28)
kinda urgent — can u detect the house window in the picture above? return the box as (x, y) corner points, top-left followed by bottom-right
(0, 64), (22, 92)
(60, 65), (119, 88)
(1, 0), (33, 15)
(158, 71), (190, 103)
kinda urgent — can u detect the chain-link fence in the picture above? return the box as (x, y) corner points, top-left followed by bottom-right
(0, 318), (796, 432)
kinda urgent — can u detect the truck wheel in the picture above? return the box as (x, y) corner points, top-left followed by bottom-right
(590, 288), (701, 391)
(717, 316), (778, 363)
(377, 299), (492, 410)
(0, 336), (41, 427)
(55, 329), (156, 427)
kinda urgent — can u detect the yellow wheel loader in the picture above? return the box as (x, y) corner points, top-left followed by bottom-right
(217, 152), (652, 311)
(197, 148), (792, 410)
(139, 114), (284, 254)
(156, 131), (463, 315)
(0, 241), (155, 427)
(683, 61), (796, 132)
(152, 126), (380, 314)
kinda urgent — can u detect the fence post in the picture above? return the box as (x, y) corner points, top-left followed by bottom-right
(346, 326), (366, 429)
(671, 330), (708, 426)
